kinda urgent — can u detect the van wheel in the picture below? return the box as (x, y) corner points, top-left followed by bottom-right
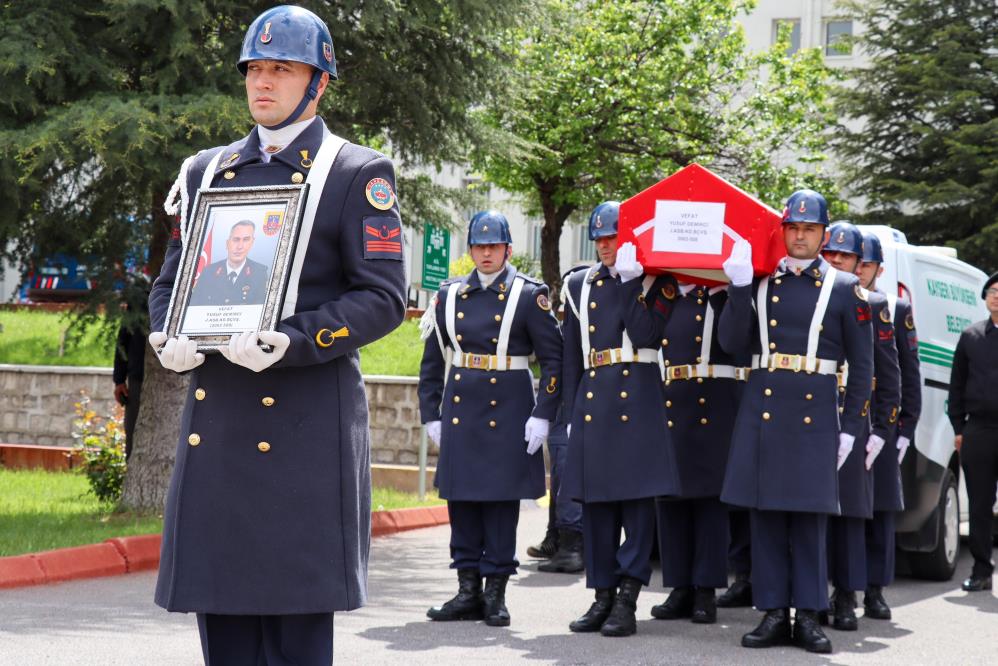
(909, 468), (959, 581)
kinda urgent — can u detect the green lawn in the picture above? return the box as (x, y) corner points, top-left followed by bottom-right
(0, 469), (442, 557)
(0, 310), (424, 376)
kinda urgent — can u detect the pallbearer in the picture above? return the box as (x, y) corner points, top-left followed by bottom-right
(562, 201), (682, 637)
(719, 190), (874, 654)
(419, 211), (563, 627)
(857, 231), (921, 618)
(650, 282), (749, 624)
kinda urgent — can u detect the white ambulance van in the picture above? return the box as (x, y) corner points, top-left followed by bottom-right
(860, 225), (990, 580)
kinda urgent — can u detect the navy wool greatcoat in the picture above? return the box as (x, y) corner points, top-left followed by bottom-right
(418, 266), (562, 501)
(836, 291), (901, 519)
(873, 292), (920, 511)
(662, 286), (749, 498)
(562, 264), (682, 502)
(149, 117), (407, 615)
(718, 257), (874, 514)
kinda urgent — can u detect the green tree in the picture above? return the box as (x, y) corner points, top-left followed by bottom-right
(475, 0), (840, 300)
(834, 0), (998, 273)
(0, 0), (531, 510)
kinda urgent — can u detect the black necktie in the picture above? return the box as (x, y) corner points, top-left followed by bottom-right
(229, 271), (237, 285)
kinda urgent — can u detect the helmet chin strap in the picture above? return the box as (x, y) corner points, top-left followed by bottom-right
(263, 69), (324, 130)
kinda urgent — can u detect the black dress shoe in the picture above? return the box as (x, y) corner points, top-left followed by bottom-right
(601, 577), (642, 637)
(831, 589), (858, 631)
(427, 569), (484, 621)
(691, 587), (717, 624)
(650, 586), (694, 620)
(793, 609), (833, 654)
(863, 585), (892, 620)
(962, 574), (993, 592)
(741, 608), (791, 648)
(569, 588), (615, 632)
(717, 576), (753, 608)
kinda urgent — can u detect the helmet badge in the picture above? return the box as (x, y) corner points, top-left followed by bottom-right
(323, 42), (333, 63)
(595, 215), (603, 229)
(260, 21), (272, 44)
(836, 231), (845, 244)
(798, 199), (807, 213)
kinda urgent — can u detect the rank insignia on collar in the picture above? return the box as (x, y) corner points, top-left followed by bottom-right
(498, 281), (507, 292)
(365, 178), (395, 210)
(300, 150), (312, 169)
(662, 283), (677, 300)
(220, 153), (239, 169)
(536, 293), (551, 311)
(854, 284), (868, 301)
(880, 308), (891, 323)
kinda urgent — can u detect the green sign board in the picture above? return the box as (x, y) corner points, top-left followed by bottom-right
(421, 222), (450, 291)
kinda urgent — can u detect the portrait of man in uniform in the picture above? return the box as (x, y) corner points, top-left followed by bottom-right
(189, 219), (270, 307)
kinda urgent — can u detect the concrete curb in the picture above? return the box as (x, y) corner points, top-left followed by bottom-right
(0, 506), (449, 590)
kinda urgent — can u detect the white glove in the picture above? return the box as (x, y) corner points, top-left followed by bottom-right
(524, 416), (550, 455)
(149, 332), (205, 373)
(615, 242), (644, 283)
(723, 239), (753, 287)
(837, 433), (855, 470)
(219, 330), (290, 373)
(897, 435), (911, 464)
(865, 434), (885, 470)
(426, 420), (442, 446)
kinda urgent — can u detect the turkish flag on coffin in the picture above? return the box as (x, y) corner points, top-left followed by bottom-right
(618, 163), (784, 285)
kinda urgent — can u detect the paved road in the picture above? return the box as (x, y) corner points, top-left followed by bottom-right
(2, 503), (996, 665)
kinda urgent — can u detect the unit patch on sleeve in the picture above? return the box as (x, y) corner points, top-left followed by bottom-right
(855, 302), (872, 324)
(365, 178), (396, 210)
(363, 216), (403, 260)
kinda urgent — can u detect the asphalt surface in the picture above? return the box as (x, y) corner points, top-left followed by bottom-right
(2, 502), (997, 665)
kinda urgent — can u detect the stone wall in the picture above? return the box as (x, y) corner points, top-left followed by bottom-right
(0, 365), (434, 465)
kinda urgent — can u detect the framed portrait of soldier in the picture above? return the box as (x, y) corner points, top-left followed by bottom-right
(163, 184), (308, 350)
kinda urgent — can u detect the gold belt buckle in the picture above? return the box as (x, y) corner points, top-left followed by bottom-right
(669, 365), (690, 380)
(772, 353), (803, 372)
(590, 348), (611, 368)
(468, 353), (486, 369)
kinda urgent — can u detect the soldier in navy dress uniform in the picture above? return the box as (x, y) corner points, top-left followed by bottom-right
(650, 282), (750, 625)
(562, 201), (682, 637)
(189, 220), (270, 306)
(718, 190), (874, 654)
(820, 222), (901, 631)
(857, 231), (921, 618)
(147, 7), (407, 664)
(418, 210), (563, 627)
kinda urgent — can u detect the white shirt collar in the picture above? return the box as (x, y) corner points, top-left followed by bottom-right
(777, 256), (814, 276)
(477, 267), (503, 289)
(226, 259), (246, 275)
(257, 117), (314, 161)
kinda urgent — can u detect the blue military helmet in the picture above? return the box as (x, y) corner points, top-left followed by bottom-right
(861, 231), (884, 264)
(588, 201), (620, 240)
(467, 210), (513, 246)
(238, 5), (337, 130)
(825, 221), (864, 256)
(782, 189), (830, 226)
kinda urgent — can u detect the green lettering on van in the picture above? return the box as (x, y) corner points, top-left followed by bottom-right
(946, 314), (972, 333)
(926, 278), (976, 305)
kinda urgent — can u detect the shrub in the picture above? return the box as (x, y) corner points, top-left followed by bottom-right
(72, 392), (126, 504)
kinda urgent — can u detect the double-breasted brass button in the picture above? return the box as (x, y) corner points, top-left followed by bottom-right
(696, 377), (703, 384)
(457, 312), (465, 319)
(223, 170), (235, 180)
(194, 388), (206, 401)
(461, 294), (468, 300)
(698, 398), (706, 405)
(490, 377), (497, 384)
(589, 370), (596, 378)
(585, 415), (592, 422)
(261, 396), (275, 407)
(494, 314), (502, 322)
(769, 342), (777, 350)
(491, 337), (498, 344)
(764, 388), (773, 396)
(772, 296), (780, 303)
(666, 400), (673, 408)
(622, 369), (629, 376)
(489, 420), (497, 428)
(697, 299), (704, 305)
(453, 395), (461, 403)
(803, 416), (812, 424)
(596, 280), (604, 287)
(455, 373), (462, 381)
(815, 280), (822, 287)
(770, 319), (778, 327)
(762, 412), (771, 421)
(490, 400), (497, 407)
(456, 334), (463, 342)
(588, 325), (596, 333)
(775, 278), (783, 285)
(668, 420), (674, 428)
(291, 172), (304, 184)
(700, 417), (708, 425)
(452, 417), (460, 425)
(695, 315), (703, 322)
(620, 391), (628, 399)
(257, 441), (271, 452)
(620, 415), (629, 422)
(662, 339), (669, 346)
(498, 293), (505, 301)
(590, 302), (597, 309)
(695, 336), (702, 343)
(188, 433), (201, 446)
(586, 392), (594, 399)
(805, 393), (813, 400)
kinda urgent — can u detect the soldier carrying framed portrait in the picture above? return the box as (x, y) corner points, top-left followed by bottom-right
(162, 184), (308, 350)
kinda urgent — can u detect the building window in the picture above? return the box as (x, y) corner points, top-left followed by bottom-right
(577, 227), (596, 262)
(824, 20), (853, 57)
(531, 223), (543, 260)
(772, 19), (801, 55)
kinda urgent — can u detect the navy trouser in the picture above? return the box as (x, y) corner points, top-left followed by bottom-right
(582, 498), (656, 589)
(961, 421), (998, 577)
(447, 500), (520, 576)
(656, 496), (729, 588)
(750, 509), (829, 611)
(866, 510), (896, 586)
(828, 515), (867, 592)
(549, 423), (583, 531)
(727, 508), (751, 576)
(196, 613), (334, 666)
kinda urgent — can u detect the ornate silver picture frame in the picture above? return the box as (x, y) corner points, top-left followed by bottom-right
(163, 184), (308, 350)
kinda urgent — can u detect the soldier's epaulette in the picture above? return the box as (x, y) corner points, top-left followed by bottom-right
(517, 272), (544, 286)
(439, 276), (462, 289)
(562, 264), (590, 280)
